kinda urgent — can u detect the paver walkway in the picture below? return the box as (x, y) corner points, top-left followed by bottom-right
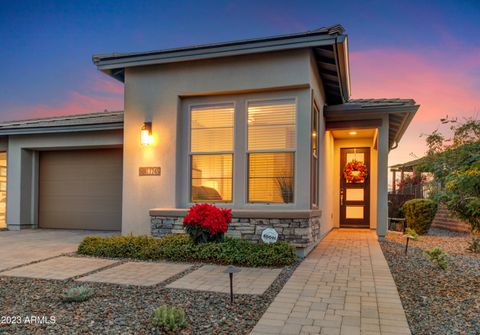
(251, 229), (410, 335)
(167, 264), (281, 295)
(77, 261), (192, 286)
(1, 256), (117, 280)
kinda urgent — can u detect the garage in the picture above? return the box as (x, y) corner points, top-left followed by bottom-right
(38, 148), (122, 230)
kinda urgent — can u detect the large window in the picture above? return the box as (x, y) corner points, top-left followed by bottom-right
(247, 99), (296, 203)
(190, 104), (234, 202)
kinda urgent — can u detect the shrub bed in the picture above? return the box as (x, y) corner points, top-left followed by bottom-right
(78, 235), (296, 267)
(403, 198), (438, 234)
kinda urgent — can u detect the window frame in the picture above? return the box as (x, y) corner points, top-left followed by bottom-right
(311, 99), (320, 208)
(188, 102), (236, 204)
(245, 97), (298, 204)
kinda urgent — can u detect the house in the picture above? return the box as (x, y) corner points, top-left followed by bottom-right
(0, 25), (418, 256)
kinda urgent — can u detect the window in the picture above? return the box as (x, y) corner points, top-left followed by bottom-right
(190, 104), (234, 202)
(247, 99), (296, 203)
(311, 103), (319, 207)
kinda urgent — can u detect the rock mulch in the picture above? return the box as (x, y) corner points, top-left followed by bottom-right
(0, 260), (299, 334)
(387, 228), (479, 257)
(380, 229), (480, 335)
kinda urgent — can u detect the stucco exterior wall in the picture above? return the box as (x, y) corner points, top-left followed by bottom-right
(123, 49), (315, 235)
(376, 115), (389, 236)
(321, 131), (335, 235)
(6, 130), (123, 230)
(308, 50), (333, 237)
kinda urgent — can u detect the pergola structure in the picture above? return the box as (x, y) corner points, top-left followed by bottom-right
(389, 157), (425, 194)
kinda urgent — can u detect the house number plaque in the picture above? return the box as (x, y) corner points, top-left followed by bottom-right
(139, 167), (161, 176)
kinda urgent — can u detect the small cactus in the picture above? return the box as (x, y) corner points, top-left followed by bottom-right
(152, 305), (188, 332)
(62, 285), (94, 302)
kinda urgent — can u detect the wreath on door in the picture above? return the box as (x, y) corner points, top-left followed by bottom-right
(344, 160), (368, 183)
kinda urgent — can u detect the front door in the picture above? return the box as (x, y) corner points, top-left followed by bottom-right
(340, 148), (370, 228)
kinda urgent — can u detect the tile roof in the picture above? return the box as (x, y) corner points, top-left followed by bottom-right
(346, 98), (417, 108)
(0, 111), (123, 130)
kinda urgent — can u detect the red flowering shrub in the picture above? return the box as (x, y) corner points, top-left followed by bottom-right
(183, 204), (232, 243)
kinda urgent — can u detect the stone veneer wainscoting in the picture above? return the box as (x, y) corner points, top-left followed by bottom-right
(150, 210), (323, 257)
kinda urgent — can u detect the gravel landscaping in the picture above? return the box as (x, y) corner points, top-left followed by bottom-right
(380, 229), (480, 335)
(0, 258), (299, 334)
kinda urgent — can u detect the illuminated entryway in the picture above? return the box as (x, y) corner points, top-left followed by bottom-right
(328, 128), (378, 231)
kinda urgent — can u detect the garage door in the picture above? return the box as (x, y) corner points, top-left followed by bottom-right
(39, 148), (122, 230)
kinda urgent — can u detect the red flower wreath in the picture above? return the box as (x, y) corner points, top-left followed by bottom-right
(344, 160), (368, 183)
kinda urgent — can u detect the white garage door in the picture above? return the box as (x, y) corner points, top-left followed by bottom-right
(39, 148), (122, 230)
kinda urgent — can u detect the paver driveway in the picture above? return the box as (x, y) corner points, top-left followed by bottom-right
(251, 229), (411, 335)
(0, 229), (116, 271)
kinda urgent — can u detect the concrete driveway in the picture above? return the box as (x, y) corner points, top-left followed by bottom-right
(0, 229), (117, 271)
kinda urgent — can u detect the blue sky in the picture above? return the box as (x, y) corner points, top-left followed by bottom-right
(0, 0), (479, 164)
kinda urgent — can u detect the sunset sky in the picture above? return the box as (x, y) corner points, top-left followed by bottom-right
(0, 0), (479, 167)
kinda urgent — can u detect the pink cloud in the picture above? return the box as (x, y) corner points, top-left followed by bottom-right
(4, 75), (124, 121)
(6, 91), (123, 120)
(91, 75), (124, 95)
(349, 48), (480, 166)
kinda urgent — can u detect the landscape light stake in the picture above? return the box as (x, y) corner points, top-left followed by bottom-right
(404, 235), (411, 255)
(224, 265), (240, 304)
(229, 272), (233, 303)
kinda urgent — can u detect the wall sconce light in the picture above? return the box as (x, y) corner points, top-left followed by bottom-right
(349, 131), (357, 135)
(141, 122), (154, 145)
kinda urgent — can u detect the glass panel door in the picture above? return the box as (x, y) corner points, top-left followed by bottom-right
(340, 148), (370, 228)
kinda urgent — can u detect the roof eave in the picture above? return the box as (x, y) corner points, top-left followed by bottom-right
(325, 104), (419, 149)
(94, 34), (339, 79)
(334, 35), (351, 102)
(324, 104), (418, 118)
(93, 25), (350, 104)
(391, 106), (418, 149)
(0, 122), (124, 136)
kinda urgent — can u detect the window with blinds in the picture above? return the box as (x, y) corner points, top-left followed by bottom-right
(190, 104), (234, 202)
(247, 99), (296, 203)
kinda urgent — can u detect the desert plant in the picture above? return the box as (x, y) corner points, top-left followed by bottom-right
(276, 177), (293, 203)
(403, 199), (438, 235)
(152, 305), (188, 332)
(62, 285), (94, 302)
(467, 235), (480, 253)
(424, 247), (448, 270)
(404, 227), (419, 241)
(183, 204), (231, 243)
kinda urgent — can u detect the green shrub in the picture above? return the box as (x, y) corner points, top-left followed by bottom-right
(403, 199), (438, 235)
(78, 235), (296, 267)
(152, 305), (188, 332)
(424, 247), (448, 270)
(62, 285), (94, 302)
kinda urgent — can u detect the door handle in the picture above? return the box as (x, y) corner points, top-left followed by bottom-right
(340, 188), (344, 206)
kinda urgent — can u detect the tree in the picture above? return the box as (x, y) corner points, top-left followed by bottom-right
(419, 117), (480, 252)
